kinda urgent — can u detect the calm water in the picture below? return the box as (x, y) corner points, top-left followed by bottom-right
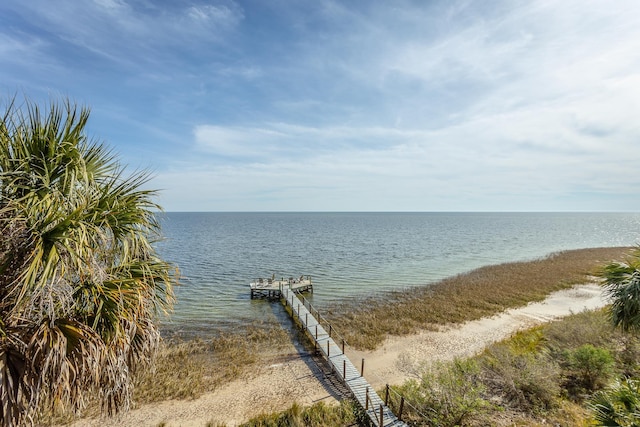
(156, 212), (640, 335)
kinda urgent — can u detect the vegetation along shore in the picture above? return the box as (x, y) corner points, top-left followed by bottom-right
(55, 246), (639, 426)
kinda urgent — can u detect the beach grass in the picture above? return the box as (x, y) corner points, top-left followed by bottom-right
(323, 247), (632, 350)
(40, 322), (294, 424)
(134, 322), (292, 404)
(238, 400), (361, 427)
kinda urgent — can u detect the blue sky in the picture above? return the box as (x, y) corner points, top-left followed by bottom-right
(1, 0), (639, 212)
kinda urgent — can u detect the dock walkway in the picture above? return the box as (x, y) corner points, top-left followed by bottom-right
(281, 287), (407, 427)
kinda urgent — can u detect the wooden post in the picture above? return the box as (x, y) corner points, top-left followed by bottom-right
(385, 384), (389, 406)
(341, 339), (345, 354)
(305, 313), (308, 326)
(315, 325), (318, 339)
(342, 359), (346, 380)
(398, 397), (404, 421)
(329, 324), (332, 338)
(361, 358), (365, 377)
(379, 404), (384, 426)
(365, 387), (369, 410)
(327, 340), (330, 357)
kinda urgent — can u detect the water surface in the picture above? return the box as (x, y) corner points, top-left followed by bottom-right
(156, 212), (640, 335)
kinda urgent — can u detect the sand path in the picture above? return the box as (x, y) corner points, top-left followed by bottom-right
(75, 283), (606, 427)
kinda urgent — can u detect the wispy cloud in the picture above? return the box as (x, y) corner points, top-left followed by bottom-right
(2, 0), (639, 211)
(0, 0), (244, 73)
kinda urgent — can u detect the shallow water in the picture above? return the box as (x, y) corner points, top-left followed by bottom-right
(155, 212), (640, 335)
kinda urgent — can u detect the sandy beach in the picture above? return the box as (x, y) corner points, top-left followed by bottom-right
(73, 281), (608, 427)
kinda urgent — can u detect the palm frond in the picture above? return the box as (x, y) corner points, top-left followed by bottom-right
(0, 97), (177, 426)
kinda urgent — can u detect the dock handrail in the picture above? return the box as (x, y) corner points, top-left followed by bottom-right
(282, 288), (415, 426)
(285, 290), (429, 424)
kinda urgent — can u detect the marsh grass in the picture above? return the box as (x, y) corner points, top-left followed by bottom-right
(325, 247), (632, 350)
(238, 400), (360, 427)
(133, 321), (291, 404)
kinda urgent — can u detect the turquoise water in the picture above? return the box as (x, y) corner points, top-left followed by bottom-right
(156, 212), (640, 335)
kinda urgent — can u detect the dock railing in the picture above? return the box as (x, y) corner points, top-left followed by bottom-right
(281, 287), (428, 426)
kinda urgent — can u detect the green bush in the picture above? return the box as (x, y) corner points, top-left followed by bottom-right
(481, 344), (561, 413)
(544, 309), (615, 350)
(395, 359), (490, 427)
(564, 344), (616, 395)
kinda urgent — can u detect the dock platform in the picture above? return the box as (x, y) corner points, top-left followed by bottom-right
(250, 275), (312, 299)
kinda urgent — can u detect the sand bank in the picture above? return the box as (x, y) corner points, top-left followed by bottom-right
(73, 282), (607, 426)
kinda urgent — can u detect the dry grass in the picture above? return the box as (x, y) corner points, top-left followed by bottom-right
(133, 321), (291, 404)
(239, 400), (361, 427)
(324, 247), (632, 350)
(43, 322), (292, 422)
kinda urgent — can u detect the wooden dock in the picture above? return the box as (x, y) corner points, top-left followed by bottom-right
(250, 275), (313, 299)
(281, 287), (408, 426)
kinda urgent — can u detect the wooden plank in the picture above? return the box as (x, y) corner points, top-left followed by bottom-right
(281, 288), (407, 427)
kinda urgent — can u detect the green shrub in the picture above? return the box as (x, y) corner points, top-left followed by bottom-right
(564, 344), (615, 395)
(508, 327), (547, 355)
(481, 344), (561, 413)
(544, 309), (615, 350)
(394, 359), (490, 426)
(617, 336), (640, 379)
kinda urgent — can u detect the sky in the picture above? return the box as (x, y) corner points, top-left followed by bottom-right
(1, 0), (639, 212)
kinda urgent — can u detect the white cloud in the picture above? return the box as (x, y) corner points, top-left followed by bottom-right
(4, 0), (640, 211)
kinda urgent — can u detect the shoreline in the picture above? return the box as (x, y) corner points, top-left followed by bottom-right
(73, 282), (610, 427)
(68, 247), (631, 426)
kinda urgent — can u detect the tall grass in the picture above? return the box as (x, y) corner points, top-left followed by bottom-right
(133, 322), (291, 404)
(325, 247), (631, 349)
(42, 323), (291, 423)
(238, 401), (360, 427)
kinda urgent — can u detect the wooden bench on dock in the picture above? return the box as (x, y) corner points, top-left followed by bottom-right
(250, 275), (313, 299)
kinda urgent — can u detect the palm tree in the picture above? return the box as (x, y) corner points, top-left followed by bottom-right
(0, 98), (177, 426)
(600, 248), (640, 333)
(590, 378), (640, 426)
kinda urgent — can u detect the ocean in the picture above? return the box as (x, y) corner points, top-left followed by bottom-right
(155, 212), (640, 336)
